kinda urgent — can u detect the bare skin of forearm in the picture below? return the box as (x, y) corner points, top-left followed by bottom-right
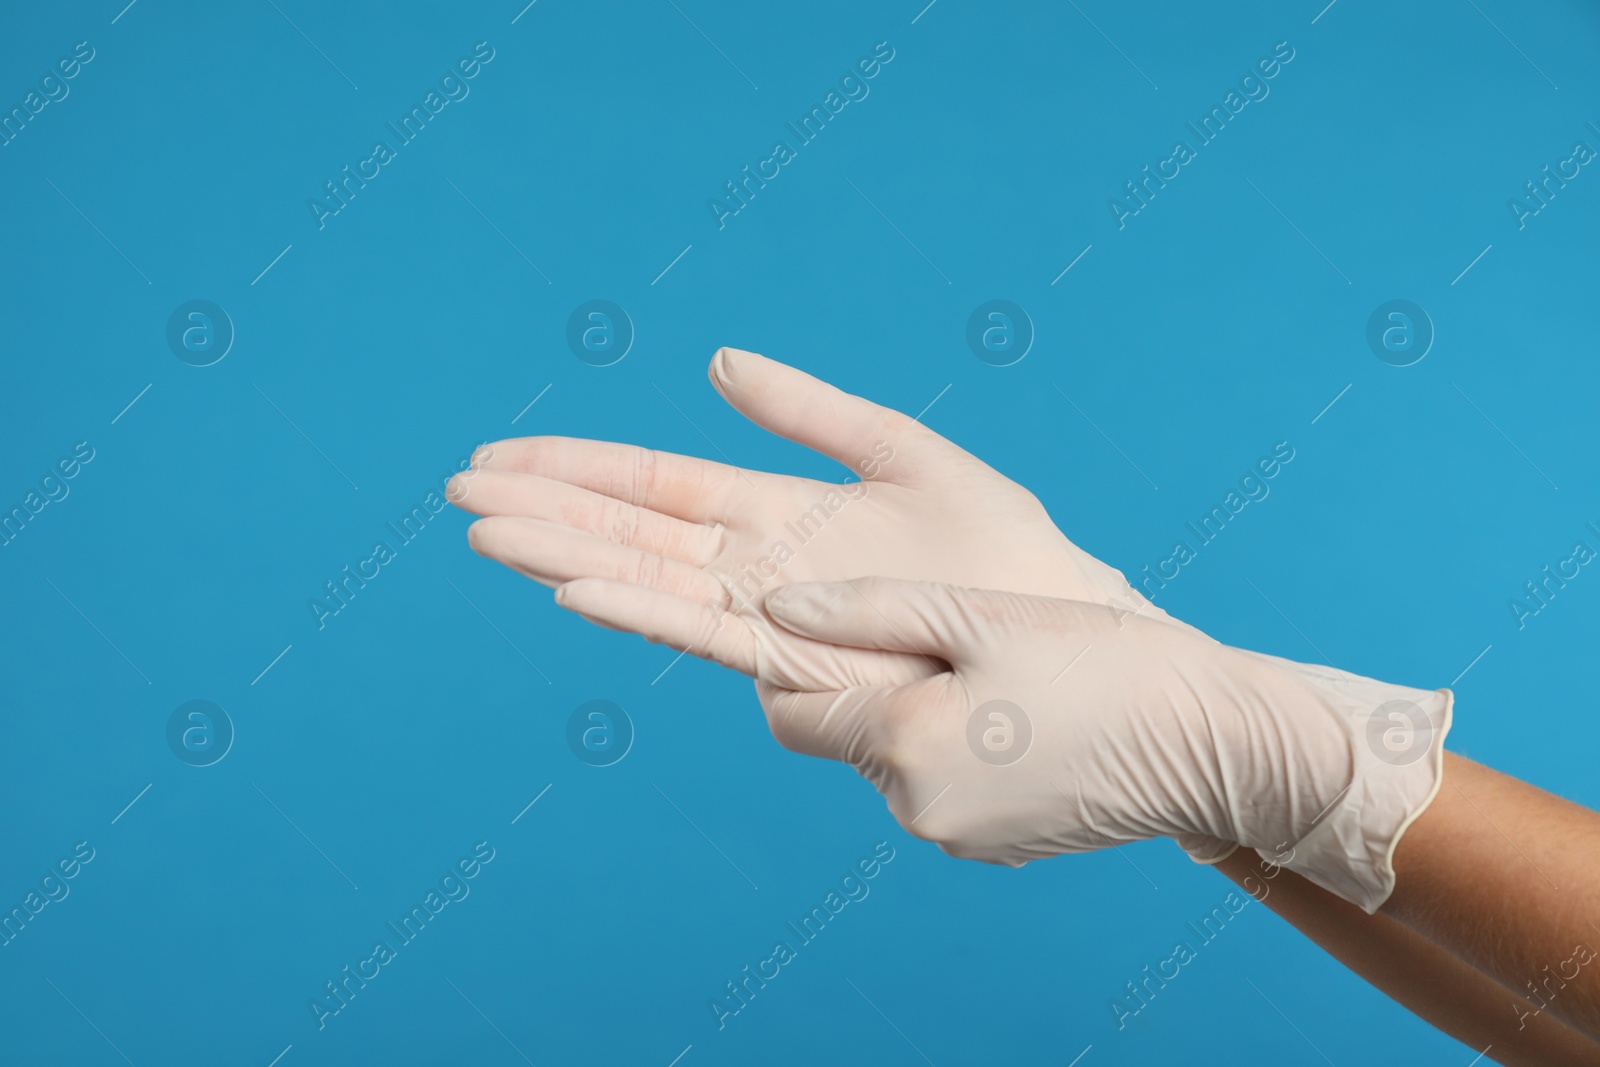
(1381, 752), (1600, 1044)
(1215, 848), (1600, 1065)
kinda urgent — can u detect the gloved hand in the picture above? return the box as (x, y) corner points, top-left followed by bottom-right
(453, 347), (1177, 694)
(755, 577), (1453, 914)
(456, 348), (1251, 863)
(453, 348), (1329, 868)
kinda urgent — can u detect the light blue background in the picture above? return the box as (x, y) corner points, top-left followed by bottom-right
(2, 1), (1597, 1063)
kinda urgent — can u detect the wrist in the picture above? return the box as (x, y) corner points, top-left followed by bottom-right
(1247, 661), (1454, 913)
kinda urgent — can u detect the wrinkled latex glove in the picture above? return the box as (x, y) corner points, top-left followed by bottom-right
(757, 577), (1453, 914)
(455, 347), (1241, 864)
(453, 347), (1175, 694)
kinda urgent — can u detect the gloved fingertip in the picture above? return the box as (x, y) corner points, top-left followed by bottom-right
(710, 346), (762, 389)
(1193, 843), (1239, 866)
(764, 582), (828, 622)
(708, 347), (736, 389)
(763, 584), (797, 615)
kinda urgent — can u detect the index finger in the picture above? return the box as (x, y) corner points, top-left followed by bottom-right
(476, 435), (760, 525)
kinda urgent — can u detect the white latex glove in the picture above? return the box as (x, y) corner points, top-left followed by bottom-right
(454, 347), (1175, 694)
(755, 577), (1453, 914)
(456, 347), (1239, 863)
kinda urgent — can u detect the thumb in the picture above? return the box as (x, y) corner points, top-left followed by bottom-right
(707, 347), (957, 485)
(764, 577), (1001, 665)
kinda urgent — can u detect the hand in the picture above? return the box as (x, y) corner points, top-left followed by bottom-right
(453, 348), (1175, 693)
(455, 347), (1239, 863)
(756, 577), (1452, 913)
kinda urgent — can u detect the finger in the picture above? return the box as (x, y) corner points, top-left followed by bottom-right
(468, 516), (728, 605)
(762, 577), (986, 662)
(474, 435), (756, 524)
(755, 674), (954, 768)
(1174, 834), (1240, 865)
(448, 469), (722, 566)
(708, 347), (963, 486)
(555, 578), (758, 677)
(766, 578), (1115, 663)
(554, 579), (936, 690)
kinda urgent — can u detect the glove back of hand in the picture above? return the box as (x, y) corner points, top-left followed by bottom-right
(760, 577), (1451, 913)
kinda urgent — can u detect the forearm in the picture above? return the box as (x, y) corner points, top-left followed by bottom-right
(1382, 752), (1600, 1044)
(1215, 847), (1600, 1065)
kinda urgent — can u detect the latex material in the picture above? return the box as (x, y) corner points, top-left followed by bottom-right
(454, 348), (1451, 907)
(759, 578), (1452, 914)
(454, 347), (1173, 694)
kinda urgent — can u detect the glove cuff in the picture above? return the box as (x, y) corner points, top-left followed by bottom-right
(1256, 671), (1453, 914)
